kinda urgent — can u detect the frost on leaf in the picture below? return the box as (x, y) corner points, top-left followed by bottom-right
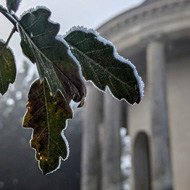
(23, 79), (72, 174)
(65, 27), (144, 105)
(6, 0), (21, 13)
(18, 8), (86, 105)
(0, 41), (16, 95)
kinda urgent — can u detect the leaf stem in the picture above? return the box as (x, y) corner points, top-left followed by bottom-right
(5, 26), (17, 47)
(0, 5), (17, 29)
(0, 6), (18, 56)
(0, 27), (17, 56)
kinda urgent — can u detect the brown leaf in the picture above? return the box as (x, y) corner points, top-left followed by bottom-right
(23, 79), (72, 174)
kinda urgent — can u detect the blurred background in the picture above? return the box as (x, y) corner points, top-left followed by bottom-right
(1, 0), (190, 190)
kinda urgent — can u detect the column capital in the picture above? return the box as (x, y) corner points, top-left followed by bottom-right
(140, 32), (166, 47)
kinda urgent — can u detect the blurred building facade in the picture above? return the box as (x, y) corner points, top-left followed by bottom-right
(81, 0), (190, 190)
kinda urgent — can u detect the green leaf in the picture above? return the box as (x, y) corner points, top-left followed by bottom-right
(18, 8), (86, 105)
(65, 28), (143, 104)
(23, 79), (72, 174)
(0, 40), (16, 95)
(6, 0), (21, 13)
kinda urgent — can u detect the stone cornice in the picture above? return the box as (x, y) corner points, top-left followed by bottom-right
(98, 0), (190, 39)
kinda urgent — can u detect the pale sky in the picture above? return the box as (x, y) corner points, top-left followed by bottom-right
(0, 0), (144, 67)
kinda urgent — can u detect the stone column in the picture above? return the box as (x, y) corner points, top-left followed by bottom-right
(102, 91), (122, 190)
(147, 41), (173, 190)
(81, 83), (102, 190)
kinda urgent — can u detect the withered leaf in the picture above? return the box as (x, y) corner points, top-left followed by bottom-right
(23, 79), (72, 174)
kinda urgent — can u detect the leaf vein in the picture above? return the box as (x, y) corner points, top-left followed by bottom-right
(24, 13), (43, 30)
(71, 46), (133, 92)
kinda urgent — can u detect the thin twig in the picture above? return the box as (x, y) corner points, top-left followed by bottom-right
(0, 5), (17, 29)
(0, 27), (17, 56)
(5, 26), (17, 46)
(0, 6), (18, 56)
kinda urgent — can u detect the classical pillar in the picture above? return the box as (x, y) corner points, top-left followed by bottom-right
(147, 40), (173, 190)
(81, 83), (102, 190)
(102, 91), (122, 190)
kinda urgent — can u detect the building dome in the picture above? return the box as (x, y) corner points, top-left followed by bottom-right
(98, 0), (190, 78)
(143, 0), (161, 5)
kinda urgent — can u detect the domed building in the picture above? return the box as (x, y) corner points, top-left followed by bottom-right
(81, 0), (190, 190)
